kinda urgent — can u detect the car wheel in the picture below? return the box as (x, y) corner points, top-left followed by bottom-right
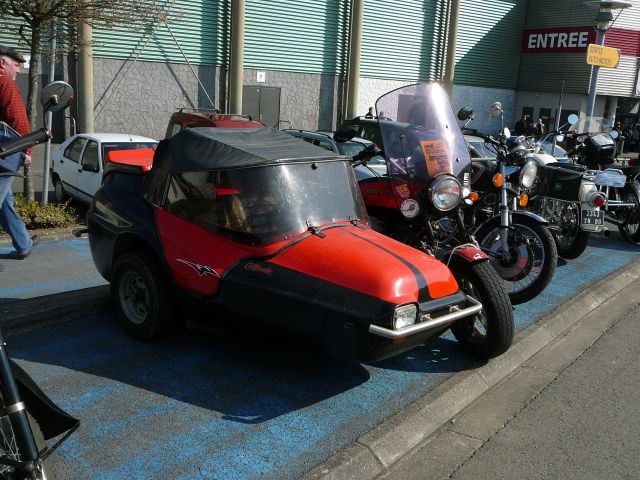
(53, 176), (68, 202)
(111, 250), (176, 340)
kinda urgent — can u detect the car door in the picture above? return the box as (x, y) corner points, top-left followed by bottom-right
(75, 139), (102, 203)
(56, 136), (87, 199)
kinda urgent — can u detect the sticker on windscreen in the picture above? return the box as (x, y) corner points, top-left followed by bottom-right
(400, 199), (420, 218)
(420, 139), (452, 177)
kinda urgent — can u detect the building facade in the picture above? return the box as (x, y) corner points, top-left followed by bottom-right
(0, 0), (638, 140)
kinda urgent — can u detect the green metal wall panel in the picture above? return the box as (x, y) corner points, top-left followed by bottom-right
(360, 0), (448, 81)
(244, 0), (348, 75)
(91, 0), (229, 65)
(455, 0), (527, 89)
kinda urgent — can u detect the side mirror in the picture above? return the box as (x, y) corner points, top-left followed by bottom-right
(41, 81), (74, 113)
(610, 130), (619, 139)
(489, 102), (503, 118)
(457, 107), (474, 121)
(503, 127), (511, 137)
(567, 114), (580, 125)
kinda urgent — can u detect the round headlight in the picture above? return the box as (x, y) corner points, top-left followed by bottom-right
(519, 160), (538, 189)
(393, 304), (417, 330)
(429, 175), (462, 211)
(509, 144), (527, 162)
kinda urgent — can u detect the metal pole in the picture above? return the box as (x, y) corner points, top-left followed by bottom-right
(229, 0), (245, 114)
(552, 80), (564, 157)
(443, 0), (461, 99)
(42, 23), (56, 204)
(585, 29), (606, 118)
(78, 20), (94, 133)
(345, 0), (364, 120)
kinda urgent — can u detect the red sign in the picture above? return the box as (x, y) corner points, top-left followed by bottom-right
(522, 27), (596, 53)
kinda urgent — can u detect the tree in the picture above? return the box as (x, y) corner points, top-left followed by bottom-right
(0, 0), (166, 201)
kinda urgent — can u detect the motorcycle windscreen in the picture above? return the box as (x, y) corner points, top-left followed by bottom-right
(570, 116), (611, 134)
(375, 83), (471, 186)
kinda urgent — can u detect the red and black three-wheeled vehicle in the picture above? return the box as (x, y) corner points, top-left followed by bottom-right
(85, 127), (513, 362)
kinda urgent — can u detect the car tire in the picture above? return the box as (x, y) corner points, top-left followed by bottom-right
(53, 176), (68, 203)
(111, 250), (176, 340)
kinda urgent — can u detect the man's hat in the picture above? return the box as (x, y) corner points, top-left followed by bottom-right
(0, 45), (26, 63)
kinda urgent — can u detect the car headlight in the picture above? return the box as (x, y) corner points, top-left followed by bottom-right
(393, 304), (417, 330)
(429, 175), (462, 211)
(519, 160), (538, 189)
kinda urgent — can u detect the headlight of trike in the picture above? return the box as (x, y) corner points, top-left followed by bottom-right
(429, 175), (462, 211)
(519, 160), (538, 189)
(393, 304), (417, 330)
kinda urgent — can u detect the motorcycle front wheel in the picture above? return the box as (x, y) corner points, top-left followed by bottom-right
(617, 186), (640, 245)
(475, 215), (558, 305)
(0, 410), (54, 479)
(449, 260), (514, 359)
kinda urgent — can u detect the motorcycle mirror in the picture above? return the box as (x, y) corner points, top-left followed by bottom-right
(556, 134), (565, 142)
(610, 130), (619, 139)
(41, 81), (74, 113)
(457, 107), (474, 121)
(489, 102), (503, 118)
(503, 127), (511, 137)
(567, 114), (580, 125)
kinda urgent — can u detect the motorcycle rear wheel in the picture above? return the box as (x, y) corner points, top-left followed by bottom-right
(617, 187), (640, 245)
(449, 261), (514, 359)
(475, 215), (557, 305)
(0, 410), (54, 480)
(553, 229), (590, 260)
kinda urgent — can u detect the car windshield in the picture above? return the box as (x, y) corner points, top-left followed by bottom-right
(164, 160), (368, 246)
(102, 142), (157, 160)
(466, 138), (498, 158)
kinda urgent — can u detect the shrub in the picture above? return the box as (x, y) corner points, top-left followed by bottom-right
(10, 194), (79, 230)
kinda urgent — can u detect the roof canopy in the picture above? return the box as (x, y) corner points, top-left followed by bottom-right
(161, 127), (342, 171)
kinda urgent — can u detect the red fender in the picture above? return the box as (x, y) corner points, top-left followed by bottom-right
(448, 244), (489, 264)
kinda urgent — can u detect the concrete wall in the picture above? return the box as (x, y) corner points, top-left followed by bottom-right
(92, 59), (222, 140)
(452, 85), (518, 136)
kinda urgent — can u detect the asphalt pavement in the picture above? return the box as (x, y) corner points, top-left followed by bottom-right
(0, 226), (639, 479)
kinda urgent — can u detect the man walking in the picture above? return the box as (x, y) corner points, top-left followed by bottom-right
(0, 45), (39, 260)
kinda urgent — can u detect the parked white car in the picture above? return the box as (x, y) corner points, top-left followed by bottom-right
(51, 133), (158, 204)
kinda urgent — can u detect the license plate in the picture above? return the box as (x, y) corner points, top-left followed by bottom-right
(581, 209), (604, 226)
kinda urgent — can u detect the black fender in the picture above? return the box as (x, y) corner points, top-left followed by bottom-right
(6, 360), (79, 440)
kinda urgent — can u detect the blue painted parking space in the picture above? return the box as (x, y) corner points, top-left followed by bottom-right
(4, 232), (640, 479)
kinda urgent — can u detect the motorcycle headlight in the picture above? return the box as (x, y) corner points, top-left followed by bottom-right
(519, 160), (538, 189)
(393, 304), (417, 330)
(429, 175), (462, 211)
(509, 144), (527, 162)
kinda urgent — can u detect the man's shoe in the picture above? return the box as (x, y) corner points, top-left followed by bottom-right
(17, 235), (40, 260)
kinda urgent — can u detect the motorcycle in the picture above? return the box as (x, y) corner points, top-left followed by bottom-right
(352, 82), (514, 357)
(495, 129), (607, 260)
(566, 115), (640, 245)
(0, 81), (78, 479)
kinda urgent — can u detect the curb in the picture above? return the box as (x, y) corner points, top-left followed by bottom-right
(0, 226), (81, 246)
(0, 285), (111, 336)
(301, 257), (640, 480)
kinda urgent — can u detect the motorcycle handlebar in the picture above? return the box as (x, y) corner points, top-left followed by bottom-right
(0, 129), (51, 159)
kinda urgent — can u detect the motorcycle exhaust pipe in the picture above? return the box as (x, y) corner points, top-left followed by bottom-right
(604, 213), (623, 226)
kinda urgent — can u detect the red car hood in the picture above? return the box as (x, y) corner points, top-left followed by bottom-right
(270, 225), (459, 305)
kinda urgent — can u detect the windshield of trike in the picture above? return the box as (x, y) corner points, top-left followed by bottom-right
(375, 83), (471, 183)
(164, 160), (368, 246)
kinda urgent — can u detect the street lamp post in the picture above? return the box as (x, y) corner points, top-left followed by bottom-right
(583, 0), (633, 118)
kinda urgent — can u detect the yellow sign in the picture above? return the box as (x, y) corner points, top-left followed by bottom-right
(586, 44), (620, 68)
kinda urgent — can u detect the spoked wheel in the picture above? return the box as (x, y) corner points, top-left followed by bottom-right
(475, 215), (558, 305)
(0, 411), (54, 480)
(449, 260), (514, 359)
(552, 203), (590, 259)
(112, 250), (176, 340)
(617, 187), (640, 245)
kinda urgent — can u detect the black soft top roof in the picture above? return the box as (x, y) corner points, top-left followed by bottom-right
(162, 127), (342, 170)
(145, 127), (345, 203)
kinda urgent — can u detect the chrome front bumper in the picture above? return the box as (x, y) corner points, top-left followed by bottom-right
(368, 294), (482, 339)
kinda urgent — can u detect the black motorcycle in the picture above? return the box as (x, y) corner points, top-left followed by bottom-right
(0, 81), (78, 480)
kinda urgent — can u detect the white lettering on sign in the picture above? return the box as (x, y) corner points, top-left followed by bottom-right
(526, 30), (591, 51)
